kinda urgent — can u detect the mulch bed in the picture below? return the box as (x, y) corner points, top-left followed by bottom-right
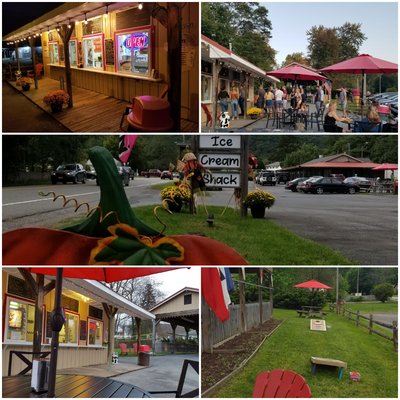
(202, 319), (282, 392)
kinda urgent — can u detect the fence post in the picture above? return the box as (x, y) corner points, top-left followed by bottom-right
(342, 306), (345, 317)
(393, 320), (398, 352)
(356, 311), (360, 327)
(369, 314), (373, 334)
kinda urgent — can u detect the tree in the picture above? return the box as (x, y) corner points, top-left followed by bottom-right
(281, 52), (310, 67)
(283, 143), (320, 167)
(337, 22), (367, 61)
(372, 283), (394, 303)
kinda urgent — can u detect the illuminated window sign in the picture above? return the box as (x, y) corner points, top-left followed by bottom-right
(115, 27), (153, 77)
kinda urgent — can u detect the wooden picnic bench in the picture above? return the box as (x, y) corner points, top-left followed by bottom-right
(310, 356), (347, 380)
(297, 310), (327, 319)
(296, 310), (310, 317)
(252, 369), (311, 398)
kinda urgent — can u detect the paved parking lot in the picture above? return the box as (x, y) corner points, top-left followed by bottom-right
(256, 184), (398, 265)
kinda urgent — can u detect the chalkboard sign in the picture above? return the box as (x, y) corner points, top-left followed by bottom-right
(46, 312), (52, 338)
(105, 39), (114, 65)
(83, 17), (103, 36)
(80, 320), (87, 341)
(116, 7), (150, 30)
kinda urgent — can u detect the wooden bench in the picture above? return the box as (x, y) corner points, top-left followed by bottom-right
(310, 356), (347, 380)
(309, 311), (327, 319)
(296, 310), (309, 317)
(252, 369), (311, 398)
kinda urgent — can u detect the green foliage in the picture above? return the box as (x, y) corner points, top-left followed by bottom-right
(372, 283), (395, 303)
(346, 268), (398, 294)
(201, 2), (276, 70)
(282, 143), (319, 167)
(281, 52), (310, 67)
(274, 288), (328, 309)
(337, 22), (367, 61)
(348, 296), (364, 302)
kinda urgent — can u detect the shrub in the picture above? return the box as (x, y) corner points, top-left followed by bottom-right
(274, 288), (328, 309)
(348, 296), (364, 302)
(372, 283), (394, 303)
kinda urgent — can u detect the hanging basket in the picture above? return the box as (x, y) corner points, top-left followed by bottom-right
(250, 206), (266, 219)
(50, 103), (63, 113)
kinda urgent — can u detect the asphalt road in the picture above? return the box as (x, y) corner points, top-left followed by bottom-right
(3, 179), (398, 265)
(2, 81), (70, 132)
(364, 313), (398, 325)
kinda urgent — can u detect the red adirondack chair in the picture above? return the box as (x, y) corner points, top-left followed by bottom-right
(119, 343), (133, 356)
(201, 104), (213, 127)
(252, 370), (312, 398)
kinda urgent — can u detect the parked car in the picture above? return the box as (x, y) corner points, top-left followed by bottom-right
(276, 172), (290, 184)
(258, 172), (277, 186)
(305, 177), (360, 194)
(161, 170), (173, 180)
(51, 163), (86, 184)
(140, 169), (162, 177)
(97, 166), (130, 186)
(330, 173), (345, 181)
(285, 177), (308, 192)
(297, 176), (323, 193)
(343, 176), (372, 192)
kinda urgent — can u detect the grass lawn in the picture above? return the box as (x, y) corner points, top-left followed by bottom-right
(344, 301), (398, 313)
(132, 206), (354, 265)
(212, 309), (397, 398)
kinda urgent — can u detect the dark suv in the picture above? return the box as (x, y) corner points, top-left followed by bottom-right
(51, 163), (86, 184)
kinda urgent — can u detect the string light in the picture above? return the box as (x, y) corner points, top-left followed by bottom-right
(138, 3), (143, 10)
(84, 13), (88, 24)
(67, 19), (72, 29)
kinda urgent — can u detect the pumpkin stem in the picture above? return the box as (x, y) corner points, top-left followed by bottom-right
(63, 146), (159, 238)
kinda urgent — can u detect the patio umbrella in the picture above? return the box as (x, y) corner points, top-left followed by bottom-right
(24, 267), (180, 397)
(372, 163), (398, 171)
(293, 279), (332, 289)
(320, 54), (398, 113)
(265, 63), (328, 82)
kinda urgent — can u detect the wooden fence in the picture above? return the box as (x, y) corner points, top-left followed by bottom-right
(202, 301), (272, 350)
(330, 303), (398, 351)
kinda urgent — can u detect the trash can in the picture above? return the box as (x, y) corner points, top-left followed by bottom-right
(31, 358), (50, 393)
(138, 352), (150, 366)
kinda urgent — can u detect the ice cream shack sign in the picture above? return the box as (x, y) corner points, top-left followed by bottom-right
(123, 32), (149, 50)
(199, 135), (242, 188)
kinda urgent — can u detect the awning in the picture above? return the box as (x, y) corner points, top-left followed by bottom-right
(301, 162), (381, 169)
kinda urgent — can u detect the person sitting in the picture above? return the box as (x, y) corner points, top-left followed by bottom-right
(354, 106), (382, 132)
(323, 101), (351, 132)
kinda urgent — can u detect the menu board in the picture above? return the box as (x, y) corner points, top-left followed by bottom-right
(80, 320), (87, 341)
(105, 39), (114, 65)
(83, 17), (103, 36)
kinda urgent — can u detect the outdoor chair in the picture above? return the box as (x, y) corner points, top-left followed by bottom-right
(202, 104), (213, 127)
(265, 110), (283, 129)
(309, 104), (325, 131)
(352, 120), (382, 132)
(149, 359), (199, 398)
(119, 343), (134, 356)
(252, 369), (312, 398)
(27, 63), (43, 80)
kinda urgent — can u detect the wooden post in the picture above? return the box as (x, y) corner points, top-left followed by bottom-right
(369, 314), (373, 334)
(190, 135), (200, 214)
(393, 321), (398, 352)
(239, 268), (246, 333)
(269, 270), (273, 317)
(258, 269), (263, 326)
(102, 303), (118, 367)
(201, 298), (213, 354)
(167, 4), (182, 131)
(171, 323), (177, 354)
(356, 310), (360, 327)
(152, 319), (157, 354)
(28, 37), (38, 89)
(47, 268), (64, 398)
(58, 23), (75, 107)
(240, 135), (249, 217)
(212, 60), (222, 129)
(15, 42), (21, 73)
(135, 317), (142, 356)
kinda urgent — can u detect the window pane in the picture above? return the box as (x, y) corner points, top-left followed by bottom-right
(84, 37), (103, 69)
(49, 43), (59, 64)
(69, 41), (77, 66)
(8, 300), (27, 341)
(117, 33), (131, 72)
(88, 319), (103, 346)
(201, 75), (211, 102)
(184, 294), (192, 305)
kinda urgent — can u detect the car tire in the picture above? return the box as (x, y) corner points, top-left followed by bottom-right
(316, 187), (324, 194)
(51, 180), (57, 185)
(81, 176), (86, 184)
(348, 187), (356, 194)
(72, 176), (77, 184)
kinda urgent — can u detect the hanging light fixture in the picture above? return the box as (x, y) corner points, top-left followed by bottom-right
(105, 4), (109, 18)
(67, 19), (72, 29)
(84, 13), (88, 24)
(138, 3), (143, 10)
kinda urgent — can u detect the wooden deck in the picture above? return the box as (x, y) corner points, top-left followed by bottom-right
(2, 374), (151, 398)
(6, 79), (198, 133)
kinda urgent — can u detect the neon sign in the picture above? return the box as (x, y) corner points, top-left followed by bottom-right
(123, 32), (149, 50)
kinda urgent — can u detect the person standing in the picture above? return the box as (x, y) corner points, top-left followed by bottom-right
(256, 85), (265, 109)
(238, 84), (246, 117)
(339, 87), (348, 117)
(315, 85), (322, 114)
(230, 86), (239, 120)
(275, 86), (284, 112)
(282, 86), (288, 109)
(218, 85), (230, 113)
(264, 88), (274, 117)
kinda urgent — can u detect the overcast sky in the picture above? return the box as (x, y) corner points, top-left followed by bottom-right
(262, 1), (398, 65)
(152, 267), (200, 297)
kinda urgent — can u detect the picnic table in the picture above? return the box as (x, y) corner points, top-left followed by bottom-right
(2, 374), (151, 398)
(297, 306), (327, 319)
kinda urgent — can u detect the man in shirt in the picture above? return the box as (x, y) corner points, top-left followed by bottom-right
(275, 86), (284, 111)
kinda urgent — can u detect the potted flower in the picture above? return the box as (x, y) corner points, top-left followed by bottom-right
(160, 183), (191, 212)
(43, 90), (70, 113)
(243, 190), (275, 218)
(247, 107), (262, 119)
(17, 77), (34, 91)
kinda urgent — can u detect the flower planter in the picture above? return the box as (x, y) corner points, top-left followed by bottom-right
(249, 115), (259, 119)
(22, 84), (30, 91)
(50, 103), (63, 113)
(250, 206), (266, 219)
(166, 200), (183, 213)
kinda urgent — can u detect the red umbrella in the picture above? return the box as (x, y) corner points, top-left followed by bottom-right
(265, 63), (327, 81)
(25, 267), (180, 396)
(372, 163), (398, 171)
(320, 54), (398, 112)
(293, 279), (332, 289)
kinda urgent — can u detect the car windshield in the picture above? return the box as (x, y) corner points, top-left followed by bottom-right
(57, 164), (75, 171)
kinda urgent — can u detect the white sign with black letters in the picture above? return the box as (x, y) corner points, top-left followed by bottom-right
(199, 153), (241, 169)
(203, 172), (241, 188)
(199, 135), (241, 150)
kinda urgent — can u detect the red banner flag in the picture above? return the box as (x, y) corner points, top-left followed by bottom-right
(119, 135), (138, 164)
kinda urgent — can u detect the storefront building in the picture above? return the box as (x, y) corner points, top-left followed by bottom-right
(201, 34), (279, 126)
(2, 269), (154, 376)
(4, 2), (199, 128)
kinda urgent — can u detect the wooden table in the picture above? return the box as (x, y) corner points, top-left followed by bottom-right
(2, 374), (151, 398)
